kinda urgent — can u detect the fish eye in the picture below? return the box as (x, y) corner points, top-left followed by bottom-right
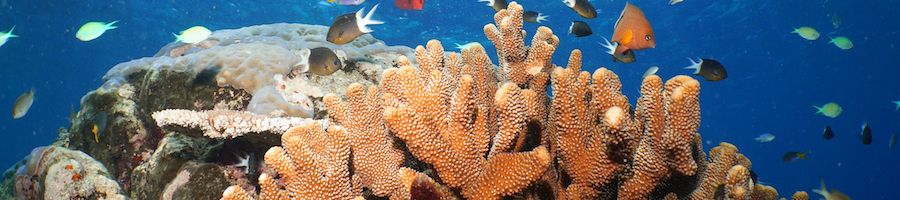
(644, 35), (653, 41)
(334, 60), (340, 66)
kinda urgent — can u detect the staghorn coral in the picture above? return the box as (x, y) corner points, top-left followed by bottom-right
(483, 2), (559, 86)
(151, 109), (317, 139)
(688, 142), (754, 200)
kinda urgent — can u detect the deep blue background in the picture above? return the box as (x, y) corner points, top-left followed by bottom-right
(1, 0), (897, 198)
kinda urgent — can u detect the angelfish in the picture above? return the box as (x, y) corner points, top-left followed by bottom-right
(76, 21), (118, 41)
(562, 0), (597, 19)
(478, 0), (508, 12)
(0, 25), (19, 47)
(327, 5), (384, 45)
(602, 3), (655, 63)
(12, 88), (35, 119)
(684, 58), (728, 81)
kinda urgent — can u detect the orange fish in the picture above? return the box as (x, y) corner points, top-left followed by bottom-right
(609, 3), (655, 55)
(396, 0), (424, 10)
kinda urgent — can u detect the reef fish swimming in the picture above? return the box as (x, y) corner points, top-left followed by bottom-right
(813, 179), (851, 200)
(829, 36), (853, 50)
(754, 133), (775, 143)
(335, 0), (364, 5)
(307, 47), (343, 76)
(174, 26), (211, 44)
(395, 0), (424, 10)
(76, 21), (118, 41)
(684, 58), (728, 81)
(642, 66), (659, 79)
(792, 26), (820, 40)
(479, 0), (508, 12)
(562, 0), (597, 19)
(782, 151), (808, 163)
(861, 123), (872, 145)
(569, 21), (592, 37)
(814, 102), (842, 118)
(602, 3), (654, 63)
(12, 88), (35, 119)
(327, 5), (384, 45)
(0, 25), (18, 47)
(822, 126), (835, 140)
(523, 11), (549, 23)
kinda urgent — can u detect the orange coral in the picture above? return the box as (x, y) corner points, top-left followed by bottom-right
(483, 2), (558, 86)
(792, 191), (809, 200)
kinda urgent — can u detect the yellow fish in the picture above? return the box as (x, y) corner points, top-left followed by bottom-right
(76, 21), (118, 41)
(12, 88), (35, 119)
(92, 124), (100, 143)
(0, 25), (18, 47)
(792, 26), (820, 41)
(814, 102), (842, 118)
(174, 26), (212, 44)
(829, 36), (853, 50)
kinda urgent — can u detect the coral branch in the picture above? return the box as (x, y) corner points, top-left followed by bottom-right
(152, 109), (316, 138)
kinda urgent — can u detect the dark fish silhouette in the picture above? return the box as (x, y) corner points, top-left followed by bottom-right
(308, 47), (343, 76)
(479, 0), (508, 12)
(562, 0), (597, 19)
(327, 5), (383, 45)
(823, 126), (835, 140)
(861, 123), (872, 145)
(569, 21), (592, 37)
(685, 58), (728, 81)
(523, 11), (548, 23)
(782, 151), (808, 163)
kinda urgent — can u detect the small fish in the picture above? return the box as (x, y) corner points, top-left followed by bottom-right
(860, 123), (872, 145)
(327, 5), (384, 45)
(607, 3), (655, 57)
(684, 58), (728, 81)
(12, 88), (35, 119)
(174, 26), (211, 44)
(813, 178), (851, 200)
(395, 0), (424, 10)
(308, 47), (343, 76)
(0, 25), (18, 47)
(562, 0), (597, 19)
(831, 14), (841, 29)
(523, 11), (549, 23)
(569, 21), (592, 37)
(813, 102), (842, 118)
(892, 101), (900, 110)
(669, 0), (684, 5)
(336, 0), (364, 5)
(828, 36), (853, 50)
(76, 21), (118, 41)
(91, 112), (108, 144)
(792, 26), (820, 40)
(889, 133), (896, 151)
(600, 37), (636, 63)
(642, 66), (659, 79)
(478, 0), (508, 12)
(754, 133), (775, 143)
(823, 126), (835, 140)
(455, 42), (482, 50)
(782, 151), (808, 163)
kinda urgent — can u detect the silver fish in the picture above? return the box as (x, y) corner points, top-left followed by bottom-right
(12, 88), (35, 119)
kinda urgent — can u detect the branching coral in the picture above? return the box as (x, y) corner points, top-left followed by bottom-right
(151, 109), (317, 138)
(791, 191), (809, 200)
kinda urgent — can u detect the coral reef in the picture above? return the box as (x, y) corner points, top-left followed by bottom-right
(791, 191), (809, 200)
(152, 109), (318, 139)
(12, 146), (126, 200)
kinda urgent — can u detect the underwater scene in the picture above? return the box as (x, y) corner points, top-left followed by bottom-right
(0, 0), (898, 199)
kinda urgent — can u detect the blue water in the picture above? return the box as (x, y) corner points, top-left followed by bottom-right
(1, 0), (898, 199)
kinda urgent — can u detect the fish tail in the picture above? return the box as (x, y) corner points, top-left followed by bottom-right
(537, 13), (549, 23)
(683, 58), (701, 74)
(598, 36), (617, 55)
(172, 32), (181, 42)
(106, 20), (119, 30)
(355, 4), (384, 33)
(8, 25), (18, 38)
(812, 105), (822, 113)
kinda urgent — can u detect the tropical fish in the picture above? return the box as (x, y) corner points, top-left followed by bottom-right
(327, 5), (384, 45)
(823, 126), (835, 140)
(76, 21), (118, 41)
(890, 133), (896, 151)
(642, 66), (659, 79)
(12, 88), (35, 119)
(174, 26), (211, 44)
(569, 21), (592, 37)
(684, 58), (728, 81)
(523, 11), (549, 23)
(601, 37), (637, 63)
(792, 26), (820, 40)
(91, 112), (108, 144)
(336, 0), (364, 5)
(860, 123), (872, 145)
(603, 3), (654, 61)
(831, 14), (841, 29)
(829, 36), (853, 50)
(478, 0), (508, 12)
(455, 42), (481, 50)
(782, 151), (808, 163)
(670, 0), (684, 5)
(892, 101), (900, 110)
(813, 179), (851, 200)
(754, 133), (775, 143)
(814, 102), (842, 118)
(562, 0), (597, 19)
(396, 0), (424, 10)
(0, 25), (18, 47)
(308, 47), (343, 76)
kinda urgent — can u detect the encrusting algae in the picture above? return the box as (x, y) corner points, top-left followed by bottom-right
(210, 2), (806, 200)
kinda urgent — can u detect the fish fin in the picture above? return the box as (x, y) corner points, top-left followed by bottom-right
(568, 22), (574, 34)
(536, 13), (549, 23)
(599, 36), (617, 55)
(683, 58), (702, 74)
(7, 25), (18, 38)
(812, 105), (823, 114)
(106, 20), (119, 30)
(828, 36), (835, 43)
(355, 4), (384, 34)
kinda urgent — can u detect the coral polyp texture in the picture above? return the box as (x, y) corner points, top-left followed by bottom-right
(0, 2), (802, 200)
